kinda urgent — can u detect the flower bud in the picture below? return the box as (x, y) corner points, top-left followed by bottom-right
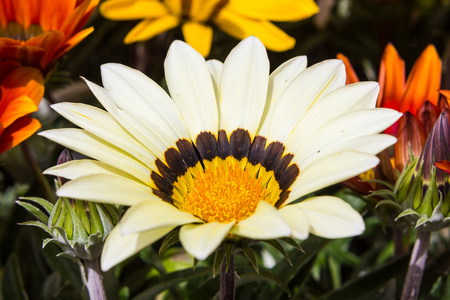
(395, 112), (450, 230)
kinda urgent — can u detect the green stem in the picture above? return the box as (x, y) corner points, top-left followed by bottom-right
(20, 141), (55, 203)
(83, 259), (106, 300)
(220, 253), (235, 300)
(401, 229), (431, 300)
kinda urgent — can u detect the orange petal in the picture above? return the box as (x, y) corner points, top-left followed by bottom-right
(53, 27), (94, 62)
(337, 53), (359, 84)
(401, 45), (441, 113)
(0, 117), (41, 153)
(377, 43), (405, 110)
(435, 160), (450, 174)
(0, 95), (38, 129)
(1, 66), (44, 106)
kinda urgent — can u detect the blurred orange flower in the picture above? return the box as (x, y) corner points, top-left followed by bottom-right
(338, 44), (443, 192)
(0, 0), (98, 152)
(0, 62), (43, 153)
(0, 0), (99, 74)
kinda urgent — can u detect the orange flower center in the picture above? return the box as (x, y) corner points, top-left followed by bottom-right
(177, 158), (279, 223)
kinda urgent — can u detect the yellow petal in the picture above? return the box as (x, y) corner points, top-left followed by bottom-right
(215, 8), (295, 52)
(182, 22), (212, 57)
(124, 15), (179, 44)
(100, 0), (169, 20)
(226, 0), (319, 21)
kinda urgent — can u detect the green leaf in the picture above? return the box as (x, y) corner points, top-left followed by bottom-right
(263, 239), (292, 266)
(159, 229), (180, 254)
(16, 200), (49, 223)
(213, 248), (225, 278)
(132, 267), (213, 300)
(1, 254), (29, 300)
(18, 221), (52, 236)
(420, 248), (450, 298)
(320, 255), (410, 300)
(233, 267), (291, 297)
(18, 197), (54, 214)
(280, 237), (304, 252)
(241, 246), (259, 274)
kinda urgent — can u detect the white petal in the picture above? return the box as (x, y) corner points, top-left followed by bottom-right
(57, 174), (154, 206)
(165, 41), (218, 138)
(285, 82), (380, 152)
(179, 222), (234, 260)
(294, 196), (365, 238)
(329, 134), (397, 156)
(258, 56), (307, 136)
(287, 151), (380, 204)
(44, 159), (134, 181)
(231, 201), (291, 239)
(278, 205), (310, 240)
(264, 59), (346, 144)
(101, 223), (174, 271)
(220, 36), (269, 137)
(100, 63), (189, 141)
(51, 102), (154, 168)
(295, 108), (402, 169)
(206, 59), (223, 127)
(84, 79), (185, 161)
(39, 129), (152, 185)
(120, 200), (201, 234)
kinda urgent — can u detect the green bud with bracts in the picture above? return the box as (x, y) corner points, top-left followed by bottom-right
(17, 149), (120, 260)
(394, 112), (450, 230)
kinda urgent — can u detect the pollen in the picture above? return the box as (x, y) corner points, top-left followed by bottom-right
(181, 160), (270, 224)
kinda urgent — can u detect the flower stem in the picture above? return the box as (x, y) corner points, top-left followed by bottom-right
(83, 259), (106, 300)
(220, 253), (235, 300)
(20, 141), (56, 203)
(401, 229), (431, 300)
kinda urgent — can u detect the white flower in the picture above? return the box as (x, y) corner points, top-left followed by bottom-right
(41, 37), (401, 271)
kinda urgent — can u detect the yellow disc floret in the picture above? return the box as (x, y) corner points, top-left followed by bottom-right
(179, 158), (274, 223)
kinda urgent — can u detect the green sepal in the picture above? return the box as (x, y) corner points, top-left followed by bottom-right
(18, 196), (53, 214)
(366, 189), (396, 200)
(213, 248), (225, 278)
(280, 238), (304, 252)
(18, 221), (52, 236)
(396, 208), (420, 221)
(375, 199), (401, 210)
(263, 239), (292, 266)
(361, 179), (394, 190)
(49, 198), (64, 229)
(75, 200), (91, 234)
(15, 200), (49, 224)
(62, 197), (89, 241)
(42, 237), (62, 249)
(159, 229), (180, 255)
(87, 202), (101, 235)
(415, 216), (430, 228)
(56, 252), (79, 264)
(193, 258), (199, 271)
(241, 246), (259, 274)
(224, 243), (233, 272)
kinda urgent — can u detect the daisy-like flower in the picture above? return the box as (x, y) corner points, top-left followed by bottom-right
(0, 0), (99, 74)
(41, 37), (401, 270)
(0, 62), (43, 153)
(100, 0), (319, 57)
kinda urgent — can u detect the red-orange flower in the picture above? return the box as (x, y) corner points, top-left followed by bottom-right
(338, 44), (443, 193)
(0, 0), (99, 74)
(0, 61), (44, 153)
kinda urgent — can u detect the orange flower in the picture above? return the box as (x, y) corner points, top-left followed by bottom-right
(0, 0), (99, 74)
(0, 61), (44, 153)
(338, 44), (443, 192)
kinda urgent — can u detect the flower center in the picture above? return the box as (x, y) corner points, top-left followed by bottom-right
(178, 158), (277, 223)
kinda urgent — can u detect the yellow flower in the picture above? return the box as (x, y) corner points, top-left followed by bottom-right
(42, 37), (401, 270)
(100, 0), (319, 56)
